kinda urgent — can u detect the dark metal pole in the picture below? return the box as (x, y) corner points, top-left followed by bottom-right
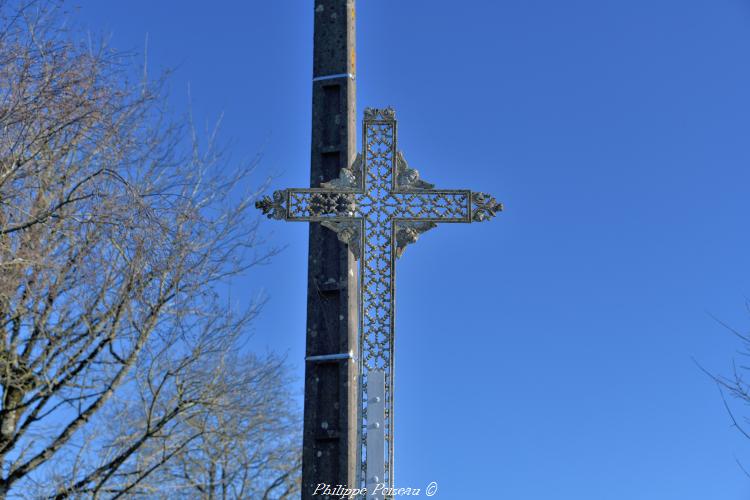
(303, 0), (358, 496)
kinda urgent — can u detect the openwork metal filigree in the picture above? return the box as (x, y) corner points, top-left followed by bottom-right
(257, 107), (502, 497)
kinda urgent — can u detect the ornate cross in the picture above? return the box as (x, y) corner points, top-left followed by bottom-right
(257, 107), (501, 497)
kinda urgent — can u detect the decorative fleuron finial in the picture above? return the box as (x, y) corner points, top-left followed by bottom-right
(364, 107), (396, 121)
(255, 190), (287, 220)
(471, 192), (503, 222)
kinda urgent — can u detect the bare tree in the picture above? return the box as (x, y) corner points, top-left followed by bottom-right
(131, 352), (302, 499)
(0, 1), (299, 497)
(700, 306), (750, 480)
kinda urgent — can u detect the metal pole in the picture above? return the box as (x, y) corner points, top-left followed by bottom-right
(302, 0), (359, 497)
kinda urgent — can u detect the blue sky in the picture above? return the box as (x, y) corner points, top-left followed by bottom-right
(75, 1), (750, 498)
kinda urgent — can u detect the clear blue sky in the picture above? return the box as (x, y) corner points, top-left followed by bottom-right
(75, 1), (750, 498)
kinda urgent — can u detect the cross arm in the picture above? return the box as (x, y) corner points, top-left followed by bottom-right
(391, 190), (503, 223)
(255, 188), (359, 221)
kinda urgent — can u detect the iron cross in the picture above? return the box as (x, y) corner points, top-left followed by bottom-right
(257, 107), (501, 498)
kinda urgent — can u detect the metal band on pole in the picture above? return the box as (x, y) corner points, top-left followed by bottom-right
(305, 351), (355, 363)
(312, 73), (356, 82)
